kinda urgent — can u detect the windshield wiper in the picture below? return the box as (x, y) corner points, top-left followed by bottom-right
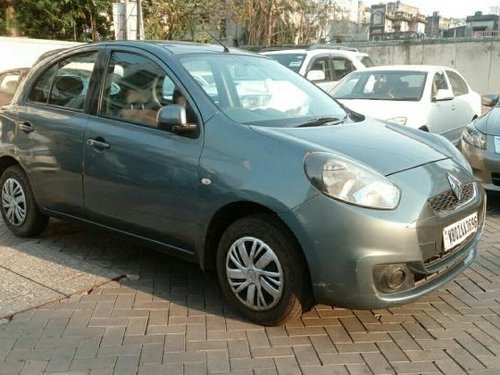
(297, 116), (346, 128)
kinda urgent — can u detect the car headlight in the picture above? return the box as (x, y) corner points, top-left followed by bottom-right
(387, 116), (407, 125)
(462, 123), (486, 149)
(304, 152), (401, 209)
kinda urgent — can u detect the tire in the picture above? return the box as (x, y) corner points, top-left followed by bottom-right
(217, 214), (311, 326)
(0, 166), (49, 237)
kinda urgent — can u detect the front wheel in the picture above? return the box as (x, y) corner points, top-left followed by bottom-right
(0, 166), (48, 237)
(217, 214), (310, 326)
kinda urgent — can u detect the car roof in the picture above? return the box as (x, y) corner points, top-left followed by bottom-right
(262, 48), (368, 57)
(359, 65), (457, 73)
(68, 40), (254, 56)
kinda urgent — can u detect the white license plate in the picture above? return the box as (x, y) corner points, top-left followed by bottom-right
(442, 212), (478, 252)
(495, 136), (500, 154)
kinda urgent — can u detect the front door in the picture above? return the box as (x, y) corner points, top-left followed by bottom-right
(428, 71), (462, 142)
(83, 50), (203, 252)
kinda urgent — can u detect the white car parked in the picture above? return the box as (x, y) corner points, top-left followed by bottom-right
(330, 65), (482, 145)
(262, 45), (373, 92)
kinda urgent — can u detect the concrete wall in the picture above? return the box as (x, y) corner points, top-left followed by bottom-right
(347, 37), (500, 95)
(0, 37), (81, 71)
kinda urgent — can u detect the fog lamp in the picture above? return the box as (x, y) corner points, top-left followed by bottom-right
(373, 264), (414, 293)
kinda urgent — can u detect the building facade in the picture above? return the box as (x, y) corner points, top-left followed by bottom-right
(369, 1), (426, 41)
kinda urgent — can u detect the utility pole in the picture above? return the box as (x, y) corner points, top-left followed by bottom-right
(124, 0), (129, 40)
(136, 0), (144, 40)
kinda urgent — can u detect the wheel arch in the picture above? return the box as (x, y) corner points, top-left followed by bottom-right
(0, 156), (20, 178)
(202, 201), (312, 290)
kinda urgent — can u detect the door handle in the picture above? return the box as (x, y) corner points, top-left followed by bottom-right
(16, 121), (34, 134)
(87, 138), (110, 151)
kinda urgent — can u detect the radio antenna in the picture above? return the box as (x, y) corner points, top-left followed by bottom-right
(206, 31), (230, 53)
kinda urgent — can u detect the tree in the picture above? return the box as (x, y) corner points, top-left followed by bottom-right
(227, 0), (336, 46)
(8, 0), (112, 41)
(143, 0), (225, 41)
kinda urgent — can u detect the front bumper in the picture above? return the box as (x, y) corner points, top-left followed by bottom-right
(280, 158), (486, 309)
(460, 138), (500, 192)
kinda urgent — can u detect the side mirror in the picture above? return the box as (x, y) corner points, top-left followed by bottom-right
(433, 89), (454, 102)
(482, 94), (499, 107)
(306, 70), (326, 82)
(157, 105), (197, 136)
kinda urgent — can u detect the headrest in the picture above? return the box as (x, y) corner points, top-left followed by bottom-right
(54, 75), (84, 96)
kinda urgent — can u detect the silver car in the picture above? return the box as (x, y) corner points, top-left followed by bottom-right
(461, 95), (500, 192)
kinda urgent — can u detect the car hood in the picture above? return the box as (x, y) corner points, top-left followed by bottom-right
(338, 99), (423, 124)
(250, 120), (450, 176)
(475, 107), (500, 135)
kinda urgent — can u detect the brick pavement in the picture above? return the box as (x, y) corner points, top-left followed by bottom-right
(0, 195), (499, 374)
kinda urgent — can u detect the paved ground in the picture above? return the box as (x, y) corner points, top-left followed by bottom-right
(0, 195), (499, 375)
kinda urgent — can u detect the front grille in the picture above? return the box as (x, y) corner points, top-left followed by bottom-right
(428, 182), (474, 215)
(492, 173), (500, 187)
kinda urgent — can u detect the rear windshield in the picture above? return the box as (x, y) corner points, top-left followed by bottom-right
(263, 53), (305, 73)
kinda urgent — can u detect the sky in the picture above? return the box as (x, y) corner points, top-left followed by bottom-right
(363, 0), (500, 18)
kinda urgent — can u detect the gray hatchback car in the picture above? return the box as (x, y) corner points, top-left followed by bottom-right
(0, 41), (486, 325)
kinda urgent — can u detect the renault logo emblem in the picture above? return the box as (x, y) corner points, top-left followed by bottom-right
(447, 173), (463, 200)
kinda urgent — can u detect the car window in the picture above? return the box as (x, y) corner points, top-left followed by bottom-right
(331, 57), (354, 80)
(358, 56), (374, 67)
(309, 57), (333, 82)
(100, 51), (192, 128)
(446, 70), (469, 96)
(431, 72), (449, 97)
(263, 53), (306, 73)
(28, 52), (97, 110)
(28, 64), (57, 104)
(331, 70), (426, 101)
(0, 70), (23, 105)
(0, 71), (22, 95)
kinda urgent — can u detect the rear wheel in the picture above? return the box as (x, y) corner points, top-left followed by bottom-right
(217, 214), (310, 326)
(0, 166), (48, 237)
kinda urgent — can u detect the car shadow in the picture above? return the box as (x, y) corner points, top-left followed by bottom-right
(1, 193), (499, 323)
(0, 218), (240, 322)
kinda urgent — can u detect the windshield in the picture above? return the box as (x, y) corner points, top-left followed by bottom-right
(179, 54), (346, 127)
(261, 53), (305, 73)
(331, 70), (427, 101)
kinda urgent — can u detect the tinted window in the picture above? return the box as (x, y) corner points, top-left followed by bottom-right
(264, 53), (305, 73)
(446, 70), (469, 96)
(28, 52), (97, 110)
(28, 64), (57, 104)
(48, 52), (97, 110)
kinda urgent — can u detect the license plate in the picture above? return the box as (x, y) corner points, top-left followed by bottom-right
(495, 136), (500, 154)
(442, 212), (478, 252)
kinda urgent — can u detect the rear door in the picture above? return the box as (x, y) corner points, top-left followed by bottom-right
(10, 49), (99, 216)
(83, 48), (204, 251)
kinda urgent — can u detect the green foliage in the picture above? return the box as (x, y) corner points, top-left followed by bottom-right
(143, 0), (224, 41)
(9, 0), (112, 41)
